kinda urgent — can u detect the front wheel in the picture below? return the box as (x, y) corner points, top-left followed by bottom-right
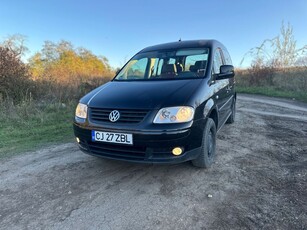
(192, 118), (216, 168)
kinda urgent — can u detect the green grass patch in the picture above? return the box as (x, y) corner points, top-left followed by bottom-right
(236, 86), (307, 103)
(0, 102), (76, 159)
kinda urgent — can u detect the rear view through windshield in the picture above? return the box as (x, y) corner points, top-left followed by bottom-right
(115, 48), (209, 81)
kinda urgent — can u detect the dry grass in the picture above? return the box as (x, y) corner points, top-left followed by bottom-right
(235, 67), (307, 102)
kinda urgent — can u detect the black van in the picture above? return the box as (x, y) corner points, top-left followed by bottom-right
(74, 40), (236, 168)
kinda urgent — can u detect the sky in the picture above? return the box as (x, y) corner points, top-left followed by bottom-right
(1, 0), (307, 68)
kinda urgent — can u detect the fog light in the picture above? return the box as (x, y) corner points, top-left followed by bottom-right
(172, 147), (183, 156)
(76, 137), (80, 143)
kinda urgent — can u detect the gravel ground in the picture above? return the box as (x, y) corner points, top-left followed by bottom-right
(0, 94), (306, 230)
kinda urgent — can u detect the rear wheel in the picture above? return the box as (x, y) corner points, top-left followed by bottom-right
(226, 98), (236, 124)
(192, 118), (216, 168)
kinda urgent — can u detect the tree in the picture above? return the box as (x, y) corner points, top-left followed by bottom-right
(0, 46), (30, 103)
(29, 40), (113, 83)
(241, 22), (307, 68)
(28, 52), (45, 80)
(1, 34), (28, 58)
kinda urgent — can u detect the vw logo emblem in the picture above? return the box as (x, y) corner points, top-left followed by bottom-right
(109, 110), (120, 122)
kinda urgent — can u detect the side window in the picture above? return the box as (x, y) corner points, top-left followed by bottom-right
(222, 49), (232, 65)
(213, 49), (223, 74)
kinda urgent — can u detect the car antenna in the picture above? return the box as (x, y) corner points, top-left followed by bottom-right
(178, 38), (182, 42)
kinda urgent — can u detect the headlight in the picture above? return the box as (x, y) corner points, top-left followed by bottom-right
(153, 106), (194, 124)
(75, 103), (88, 121)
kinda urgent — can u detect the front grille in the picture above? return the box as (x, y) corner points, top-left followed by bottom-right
(90, 108), (148, 123)
(87, 141), (146, 160)
(78, 139), (181, 161)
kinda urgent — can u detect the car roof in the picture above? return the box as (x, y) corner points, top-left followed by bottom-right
(139, 39), (224, 53)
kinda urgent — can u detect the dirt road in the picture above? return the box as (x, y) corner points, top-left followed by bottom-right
(1, 94), (306, 230)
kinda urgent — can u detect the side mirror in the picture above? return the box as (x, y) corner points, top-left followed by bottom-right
(216, 65), (235, 80)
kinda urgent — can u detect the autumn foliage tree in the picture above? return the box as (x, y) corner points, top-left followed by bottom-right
(1, 35), (114, 104)
(29, 40), (113, 84)
(0, 46), (31, 103)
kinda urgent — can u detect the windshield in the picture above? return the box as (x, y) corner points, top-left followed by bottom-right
(114, 48), (209, 81)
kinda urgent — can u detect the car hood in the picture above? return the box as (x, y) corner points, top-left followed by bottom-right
(84, 79), (202, 110)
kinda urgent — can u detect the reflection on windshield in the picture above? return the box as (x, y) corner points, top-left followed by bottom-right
(115, 48), (209, 81)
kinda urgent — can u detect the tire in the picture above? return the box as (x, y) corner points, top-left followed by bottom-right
(226, 98), (236, 124)
(192, 118), (216, 168)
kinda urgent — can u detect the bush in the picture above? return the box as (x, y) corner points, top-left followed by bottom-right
(236, 66), (307, 93)
(0, 47), (32, 104)
(30, 76), (112, 103)
(247, 64), (274, 86)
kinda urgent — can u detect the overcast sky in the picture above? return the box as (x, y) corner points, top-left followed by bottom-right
(1, 0), (306, 68)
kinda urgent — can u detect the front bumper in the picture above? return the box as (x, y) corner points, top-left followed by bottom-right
(73, 119), (205, 164)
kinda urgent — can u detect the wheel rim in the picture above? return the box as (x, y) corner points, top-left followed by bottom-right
(207, 130), (214, 159)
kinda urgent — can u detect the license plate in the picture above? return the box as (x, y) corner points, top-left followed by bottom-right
(91, 130), (133, 145)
